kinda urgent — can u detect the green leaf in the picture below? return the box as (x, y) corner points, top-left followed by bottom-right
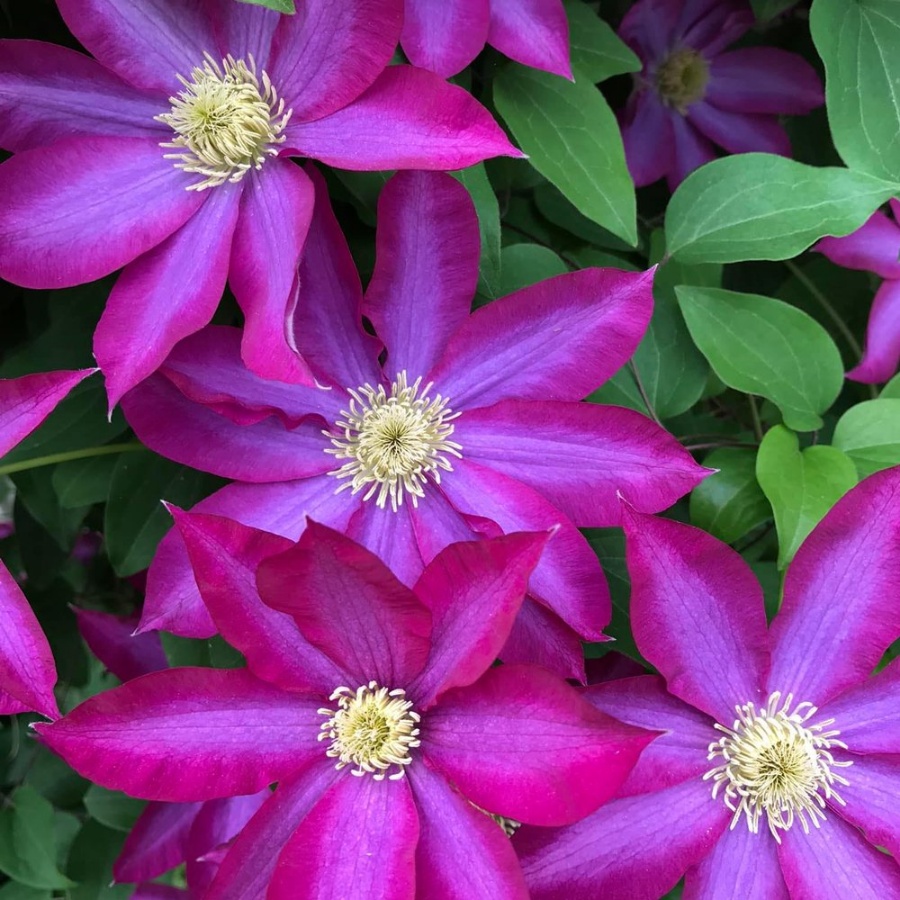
(496, 243), (567, 296)
(811, 0), (900, 181)
(585, 529), (641, 662)
(66, 821), (130, 900)
(676, 287), (844, 431)
(83, 786), (144, 834)
(0, 787), (75, 890)
(534, 183), (635, 251)
(11, 469), (88, 550)
(452, 163), (502, 298)
(52, 455), (118, 509)
(756, 426), (857, 568)
(563, 0), (640, 82)
(665, 154), (898, 264)
(0, 883), (51, 900)
(494, 64), (636, 246)
(235, 0), (294, 11)
(833, 399), (900, 477)
(881, 373), (900, 398)
(752, 0), (796, 19)
(105, 452), (223, 576)
(690, 448), (771, 544)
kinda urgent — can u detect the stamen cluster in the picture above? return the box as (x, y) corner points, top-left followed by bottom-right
(655, 47), (710, 113)
(703, 691), (852, 842)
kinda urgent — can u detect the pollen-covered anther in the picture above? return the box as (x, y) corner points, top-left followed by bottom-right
(318, 681), (421, 781)
(325, 371), (463, 512)
(156, 52), (292, 191)
(703, 691), (853, 842)
(655, 47), (709, 113)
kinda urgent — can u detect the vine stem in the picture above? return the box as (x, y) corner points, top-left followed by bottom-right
(0, 442), (144, 478)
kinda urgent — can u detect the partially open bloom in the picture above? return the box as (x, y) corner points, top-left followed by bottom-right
(0, 0), (520, 406)
(517, 466), (900, 897)
(618, 0), (822, 190)
(816, 200), (900, 383)
(122, 167), (707, 679)
(401, 0), (571, 79)
(38, 515), (653, 897)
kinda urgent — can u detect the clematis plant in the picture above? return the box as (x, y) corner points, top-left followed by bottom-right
(816, 200), (900, 383)
(121, 167), (707, 679)
(618, 0), (822, 189)
(401, 0), (571, 79)
(38, 514), (654, 898)
(0, 0), (520, 406)
(517, 466), (900, 898)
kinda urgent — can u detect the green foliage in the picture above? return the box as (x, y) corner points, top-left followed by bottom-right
(833, 399), (900, 477)
(235, 0), (294, 11)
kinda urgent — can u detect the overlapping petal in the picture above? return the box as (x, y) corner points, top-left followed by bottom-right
(488, 0), (571, 79)
(344, 501), (423, 590)
(816, 211), (900, 280)
(835, 754), (900, 860)
(401, 0), (491, 79)
(621, 93), (675, 187)
(114, 802), (203, 883)
(847, 278), (900, 383)
(73, 608), (167, 684)
(689, 103), (791, 157)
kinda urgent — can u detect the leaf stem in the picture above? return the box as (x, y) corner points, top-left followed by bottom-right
(748, 395), (764, 443)
(0, 442), (144, 477)
(628, 361), (662, 425)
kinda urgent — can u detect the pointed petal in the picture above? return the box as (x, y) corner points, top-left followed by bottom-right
(618, 0), (679, 58)
(211, 0), (279, 65)
(624, 509), (770, 722)
(768, 468), (900, 705)
(409, 532), (549, 707)
(401, 0), (490, 78)
(114, 802), (203, 882)
(0, 40), (165, 152)
(816, 211), (900, 280)
(848, 279), (900, 384)
(344, 501), (424, 589)
(621, 91), (675, 187)
(185, 791), (269, 862)
(270, 776), (418, 900)
(410, 760), (529, 898)
(689, 103), (791, 157)
(680, 0), (752, 55)
(0, 369), (93, 457)
(256, 520), (432, 686)
(35, 668), (321, 801)
(423, 664), (653, 826)
(668, 115), (716, 190)
(95, 181), (241, 407)
(229, 163), (316, 385)
(428, 268), (655, 407)
(363, 171), (479, 378)
(0, 562), (59, 719)
(500, 599), (587, 682)
(284, 66), (521, 170)
(171, 508), (344, 694)
(456, 400), (708, 526)
(488, 0), (571, 78)
(73, 608), (167, 683)
(833, 754), (900, 860)
(0, 137), (203, 289)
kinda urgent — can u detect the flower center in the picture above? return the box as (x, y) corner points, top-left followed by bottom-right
(324, 371), (463, 512)
(318, 682), (421, 781)
(156, 53), (292, 191)
(703, 692), (853, 842)
(655, 47), (709, 113)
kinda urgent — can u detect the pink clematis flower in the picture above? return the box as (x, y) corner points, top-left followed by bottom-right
(517, 466), (900, 898)
(816, 200), (900, 383)
(121, 167), (708, 679)
(401, 0), (571, 79)
(618, 0), (822, 190)
(0, 0), (521, 407)
(38, 515), (654, 898)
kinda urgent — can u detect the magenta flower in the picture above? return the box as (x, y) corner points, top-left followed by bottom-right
(816, 200), (900, 383)
(38, 514), (653, 897)
(121, 167), (707, 679)
(401, 0), (571, 79)
(0, 0), (520, 407)
(517, 466), (900, 898)
(618, 0), (822, 190)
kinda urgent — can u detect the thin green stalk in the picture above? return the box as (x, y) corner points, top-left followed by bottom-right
(0, 441), (144, 477)
(748, 395), (764, 443)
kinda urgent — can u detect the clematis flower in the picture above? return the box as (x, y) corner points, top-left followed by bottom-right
(0, 0), (521, 407)
(517, 466), (900, 898)
(38, 515), (654, 898)
(618, 0), (822, 190)
(815, 200), (900, 383)
(121, 167), (707, 679)
(401, 0), (571, 79)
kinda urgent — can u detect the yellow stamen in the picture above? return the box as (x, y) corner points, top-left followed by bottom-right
(655, 47), (709, 114)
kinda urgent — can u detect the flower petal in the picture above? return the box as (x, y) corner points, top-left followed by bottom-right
(488, 0), (572, 79)
(401, 0), (490, 78)
(0, 40), (165, 152)
(114, 802), (203, 883)
(229, 163), (316, 385)
(363, 171), (479, 378)
(848, 278), (900, 384)
(816, 211), (900, 280)
(0, 136), (203, 289)
(668, 114), (716, 191)
(409, 760), (529, 898)
(409, 532), (549, 707)
(707, 48), (823, 115)
(56, 0), (216, 93)
(95, 180), (241, 408)
(184, 791), (269, 864)
(0, 369), (93, 457)
(270, 0), (403, 122)
(35, 668), (321, 801)
(777, 811), (900, 898)
(624, 508), (770, 722)
(618, 0), (680, 59)
(455, 400), (709, 526)
(621, 91), (676, 188)
(210, 0), (280, 65)
(284, 66), (521, 170)
(171, 508), (344, 694)
(768, 468), (900, 705)
(501, 600), (587, 682)
(428, 268), (655, 407)
(689, 103), (791, 156)
(423, 664), (654, 826)
(0, 562), (59, 719)
(73, 608), (167, 684)
(269, 776), (418, 900)
(344, 501), (424, 590)
(681, 0), (752, 56)
(517, 778), (727, 899)
(256, 520), (432, 687)
(833, 754), (900, 860)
